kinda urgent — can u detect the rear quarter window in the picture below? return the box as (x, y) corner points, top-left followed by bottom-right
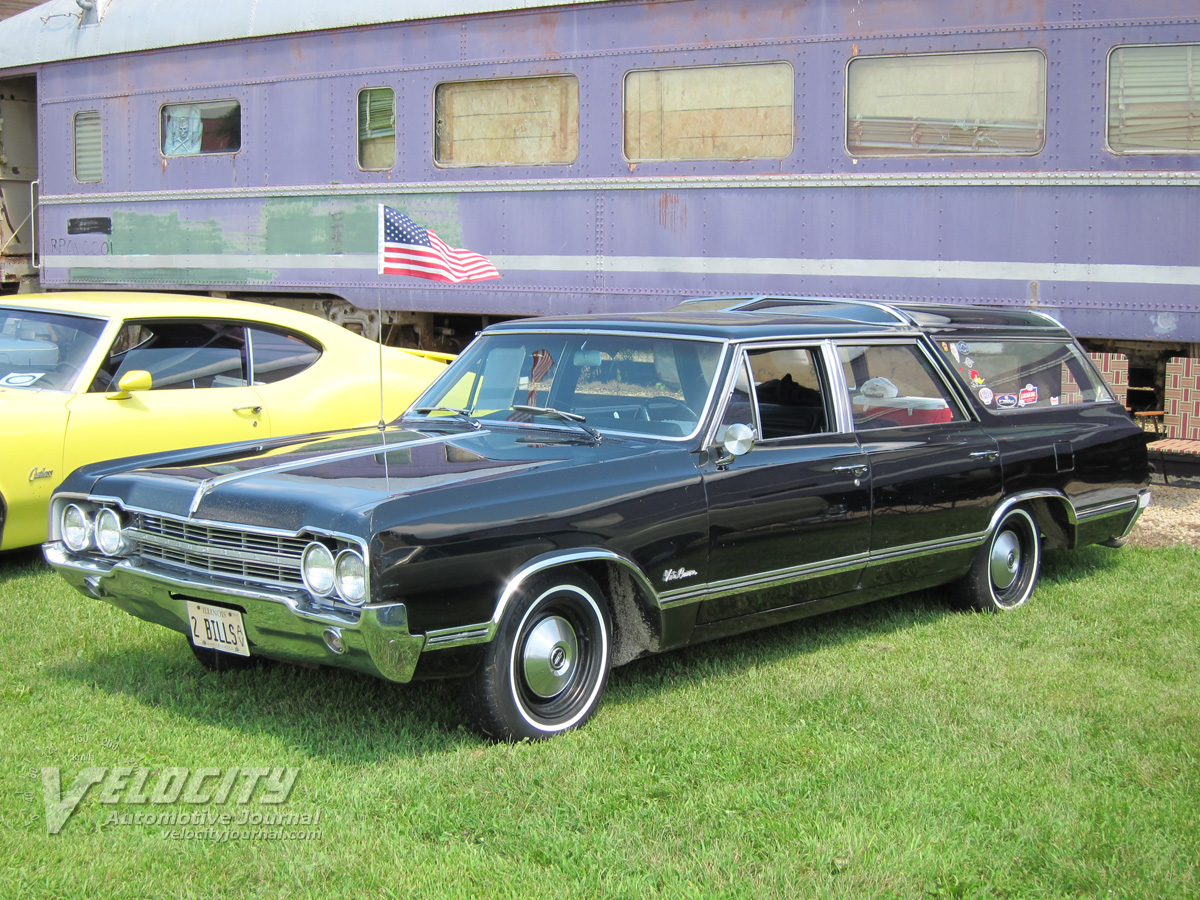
(249, 328), (321, 384)
(935, 337), (1113, 412)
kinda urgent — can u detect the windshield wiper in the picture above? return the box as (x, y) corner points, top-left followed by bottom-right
(512, 405), (602, 443)
(411, 407), (482, 429)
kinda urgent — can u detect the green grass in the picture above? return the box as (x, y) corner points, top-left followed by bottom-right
(2, 543), (1198, 899)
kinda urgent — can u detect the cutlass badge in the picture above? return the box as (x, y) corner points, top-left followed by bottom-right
(29, 467), (54, 482)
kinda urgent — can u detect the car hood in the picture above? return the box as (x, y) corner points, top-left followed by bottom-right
(74, 423), (683, 534)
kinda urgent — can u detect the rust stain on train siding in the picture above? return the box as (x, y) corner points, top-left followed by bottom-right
(658, 193), (686, 232)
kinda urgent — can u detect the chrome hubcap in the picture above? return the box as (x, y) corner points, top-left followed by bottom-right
(522, 615), (578, 699)
(991, 530), (1021, 590)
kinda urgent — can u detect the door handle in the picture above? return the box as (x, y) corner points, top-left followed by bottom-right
(832, 463), (868, 486)
(233, 405), (263, 414)
(969, 450), (999, 461)
(832, 464), (868, 476)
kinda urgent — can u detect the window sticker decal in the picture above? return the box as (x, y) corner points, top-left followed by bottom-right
(0, 372), (45, 387)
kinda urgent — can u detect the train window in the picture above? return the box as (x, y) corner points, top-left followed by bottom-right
(1108, 44), (1200, 153)
(623, 63), (794, 161)
(846, 50), (1046, 156)
(73, 111), (102, 183)
(160, 100), (241, 157)
(358, 87), (396, 170)
(434, 75), (578, 166)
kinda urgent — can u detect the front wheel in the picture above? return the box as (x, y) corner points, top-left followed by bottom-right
(462, 569), (612, 740)
(956, 506), (1042, 612)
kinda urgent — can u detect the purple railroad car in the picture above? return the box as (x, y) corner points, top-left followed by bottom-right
(0, 0), (1197, 403)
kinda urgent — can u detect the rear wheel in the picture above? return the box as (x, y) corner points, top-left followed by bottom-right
(462, 569), (612, 740)
(957, 506), (1041, 612)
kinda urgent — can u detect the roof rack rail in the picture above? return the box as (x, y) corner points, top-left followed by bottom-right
(673, 295), (913, 326)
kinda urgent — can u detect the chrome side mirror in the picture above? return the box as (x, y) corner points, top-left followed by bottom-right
(716, 423), (755, 468)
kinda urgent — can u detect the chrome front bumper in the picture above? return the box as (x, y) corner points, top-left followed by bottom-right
(44, 543), (425, 683)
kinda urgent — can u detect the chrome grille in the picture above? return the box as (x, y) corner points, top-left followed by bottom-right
(132, 513), (309, 588)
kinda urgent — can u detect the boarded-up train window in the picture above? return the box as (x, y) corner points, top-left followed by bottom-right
(74, 110), (102, 183)
(1108, 44), (1200, 153)
(846, 50), (1045, 156)
(358, 87), (396, 169)
(624, 63), (794, 161)
(160, 100), (241, 157)
(434, 75), (578, 166)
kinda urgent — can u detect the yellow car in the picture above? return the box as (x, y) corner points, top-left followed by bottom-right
(1, 292), (448, 550)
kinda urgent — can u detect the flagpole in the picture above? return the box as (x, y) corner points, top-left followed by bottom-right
(376, 203), (386, 431)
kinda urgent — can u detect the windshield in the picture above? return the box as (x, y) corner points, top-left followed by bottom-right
(412, 332), (723, 438)
(0, 308), (107, 391)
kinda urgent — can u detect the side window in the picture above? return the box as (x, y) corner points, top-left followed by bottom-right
(624, 62), (794, 161)
(846, 49), (1046, 156)
(745, 347), (829, 439)
(74, 110), (102, 183)
(161, 100), (242, 157)
(839, 344), (963, 430)
(934, 338), (1114, 411)
(1108, 44), (1200, 153)
(91, 321), (248, 391)
(358, 87), (396, 169)
(249, 328), (321, 384)
(434, 75), (578, 166)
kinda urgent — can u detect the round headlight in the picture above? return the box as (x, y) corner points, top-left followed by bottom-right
(334, 549), (367, 605)
(62, 504), (94, 553)
(301, 541), (336, 596)
(94, 507), (129, 557)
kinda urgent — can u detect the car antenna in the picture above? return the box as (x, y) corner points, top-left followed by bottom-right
(376, 282), (386, 431)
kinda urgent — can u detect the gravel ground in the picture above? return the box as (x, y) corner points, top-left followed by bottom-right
(1126, 480), (1200, 549)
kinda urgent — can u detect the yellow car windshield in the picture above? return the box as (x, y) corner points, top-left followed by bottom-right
(0, 308), (107, 391)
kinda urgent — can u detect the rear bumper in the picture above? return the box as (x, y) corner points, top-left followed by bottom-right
(44, 543), (425, 683)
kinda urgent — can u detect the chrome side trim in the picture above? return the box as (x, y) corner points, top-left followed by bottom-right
(1074, 496), (1140, 521)
(988, 489), (1078, 529)
(423, 626), (491, 649)
(422, 549), (662, 650)
(660, 552), (870, 608)
(423, 493), (1093, 650)
(864, 532), (985, 565)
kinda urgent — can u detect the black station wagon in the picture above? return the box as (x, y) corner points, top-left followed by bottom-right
(45, 298), (1151, 739)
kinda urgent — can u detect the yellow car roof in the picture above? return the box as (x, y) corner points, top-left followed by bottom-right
(2, 292), (350, 340)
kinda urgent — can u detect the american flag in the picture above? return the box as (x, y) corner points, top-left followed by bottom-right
(377, 205), (499, 283)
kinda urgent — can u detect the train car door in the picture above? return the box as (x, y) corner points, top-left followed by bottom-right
(0, 75), (37, 288)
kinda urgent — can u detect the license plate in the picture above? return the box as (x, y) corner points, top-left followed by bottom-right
(186, 601), (250, 657)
